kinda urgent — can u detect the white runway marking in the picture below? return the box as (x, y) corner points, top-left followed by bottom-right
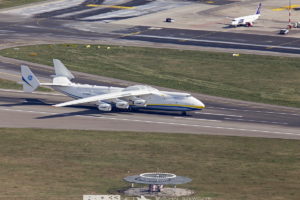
(195, 112), (243, 118)
(82, 1), (189, 20)
(0, 30), (15, 33)
(0, 107), (299, 137)
(207, 106), (300, 117)
(174, 116), (221, 122)
(23, 25), (40, 29)
(224, 117), (288, 125)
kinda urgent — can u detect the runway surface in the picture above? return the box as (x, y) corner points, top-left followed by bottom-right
(1, 89), (299, 139)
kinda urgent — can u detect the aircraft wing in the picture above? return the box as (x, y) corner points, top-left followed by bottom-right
(53, 89), (155, 107)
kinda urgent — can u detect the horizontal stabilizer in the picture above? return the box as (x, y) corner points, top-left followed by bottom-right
(52, 76), (72, 86)
(40, 82), (69, 86)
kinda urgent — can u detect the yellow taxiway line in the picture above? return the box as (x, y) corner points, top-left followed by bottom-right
(86, 4), (136, 9)
(272, 4), (300, 11)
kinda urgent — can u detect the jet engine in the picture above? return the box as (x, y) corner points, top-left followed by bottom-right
(97, 102), (112, 111)
(133, 99), (147, 107)
(115, 99), (129, 109)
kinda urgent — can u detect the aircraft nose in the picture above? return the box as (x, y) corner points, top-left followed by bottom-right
(193, 97), (205, 109)
(198, 100), (205, 109)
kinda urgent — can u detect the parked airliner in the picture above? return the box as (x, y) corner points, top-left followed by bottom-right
(231, 3), (262, 27)
(21, 59), (205, 115)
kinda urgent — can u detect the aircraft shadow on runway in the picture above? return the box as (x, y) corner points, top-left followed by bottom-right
(0, 97), (191, 118)
(0, 98), (52, 107)
(36, 109), (105, 119)
(36, 107), (187, 119)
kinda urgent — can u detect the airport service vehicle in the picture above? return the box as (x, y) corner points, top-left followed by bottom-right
(231, 3), (262, 27)
(21, 59), (205, 115)
(279, 28), (289, 35)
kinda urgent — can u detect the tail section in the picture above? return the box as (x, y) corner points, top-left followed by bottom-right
(256, 3), (262, 15)
(52, 59), (74, 86)
(21, 65), (40, 92)
(53, 59), (74, 80)
(21, 60), (75, 93)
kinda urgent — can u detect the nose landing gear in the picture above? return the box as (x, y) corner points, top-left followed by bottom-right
(181, 111), (187, 116)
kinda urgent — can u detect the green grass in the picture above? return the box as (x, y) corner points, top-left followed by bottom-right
(0, 128), (299, 200)
(0, 44), (300, 107)
(0, 0), (47, 9)
(0, 78), (22, 90)
(0, 78), (52, 92)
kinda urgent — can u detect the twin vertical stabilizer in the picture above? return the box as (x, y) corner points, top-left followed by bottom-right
(256, 3), (262, 15)
(21, 65), (40, 92)
(21, 59), (75, 92)
(53, 59), (74, 80)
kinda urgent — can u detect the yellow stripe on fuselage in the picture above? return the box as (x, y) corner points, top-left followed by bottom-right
(86, 4), (135, 9)
(148, 104), (205, 109)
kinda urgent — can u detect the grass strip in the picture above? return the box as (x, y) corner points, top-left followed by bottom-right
(0, 0), (47, 9)
(0, 44), (299, 107)
(0, 128), (299, 200)
(0, 78), (52, 92)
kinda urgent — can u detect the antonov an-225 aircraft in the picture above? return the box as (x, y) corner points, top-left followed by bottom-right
(21, 59), (205, 115)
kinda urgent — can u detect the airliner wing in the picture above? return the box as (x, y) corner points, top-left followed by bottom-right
(53, 89), (155, 107)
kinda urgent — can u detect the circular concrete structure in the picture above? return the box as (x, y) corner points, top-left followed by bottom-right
(124, 172), (191, 185)
(124, 172), (192, 196)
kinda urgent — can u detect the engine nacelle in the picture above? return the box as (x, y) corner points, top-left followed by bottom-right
(97, 103), (112, 112)
(133, 99), (147, 107)
(115, 100), (129, 109)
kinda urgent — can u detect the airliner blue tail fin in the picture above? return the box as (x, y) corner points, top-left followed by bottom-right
(256, 3), (262, 14)
(21, 65), (40, 92)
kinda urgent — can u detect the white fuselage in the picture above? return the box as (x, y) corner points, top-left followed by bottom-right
(52, 83), (205, 112)
(231, 14), (260, 26)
